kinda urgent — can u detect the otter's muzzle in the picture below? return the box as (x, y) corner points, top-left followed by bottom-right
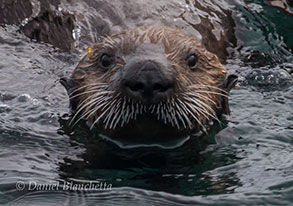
(122, 60), (175, 103)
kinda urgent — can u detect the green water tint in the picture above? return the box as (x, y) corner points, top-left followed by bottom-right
(231, 1), (293, 68)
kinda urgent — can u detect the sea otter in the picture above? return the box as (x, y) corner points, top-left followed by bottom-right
(61, 26), (237, 144)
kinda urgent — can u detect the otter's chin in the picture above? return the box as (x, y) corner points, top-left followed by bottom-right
(94, 114), (198, 146)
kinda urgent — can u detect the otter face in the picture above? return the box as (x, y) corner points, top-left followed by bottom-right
(61, 26), (237, 142)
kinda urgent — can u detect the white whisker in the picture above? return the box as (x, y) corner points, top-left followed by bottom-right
(184, 92), (217, 105)
(69, 83), (108, 96)
(71, 95), (112, 127)
(70, 87), (112, 100)
(178, 98), (204, 130)
(188, 84), (228, 94)
(193, 90), (229, 98)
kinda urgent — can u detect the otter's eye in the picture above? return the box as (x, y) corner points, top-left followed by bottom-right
(187, 54), (198, 69)
(100, 53), (113, 68)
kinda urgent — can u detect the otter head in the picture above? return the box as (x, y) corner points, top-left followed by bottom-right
(61, 26), (237, 144)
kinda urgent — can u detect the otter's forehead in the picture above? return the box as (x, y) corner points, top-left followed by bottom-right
(101, 26), (201, 56)
(125, 43), (169, 64)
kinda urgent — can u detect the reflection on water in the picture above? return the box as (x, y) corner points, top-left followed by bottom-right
(0, 0), (293, 205)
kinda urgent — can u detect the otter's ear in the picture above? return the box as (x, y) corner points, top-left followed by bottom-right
(60, 77), (78, 111)
(222, 74), (238, 114)
(60, 77), (73, 92)
(224, 74), (238, 92)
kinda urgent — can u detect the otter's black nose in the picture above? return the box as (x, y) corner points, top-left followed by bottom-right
(123, 61), (174, 103)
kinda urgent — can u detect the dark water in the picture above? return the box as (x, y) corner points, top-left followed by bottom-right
(0, 0), (293, 205)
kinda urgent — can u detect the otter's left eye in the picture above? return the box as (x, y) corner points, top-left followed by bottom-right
(100, 53), (113, 68)
(187, 54), (198, 69)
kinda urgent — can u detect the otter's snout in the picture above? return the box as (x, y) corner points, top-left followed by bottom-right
(122, 60), (174, 103)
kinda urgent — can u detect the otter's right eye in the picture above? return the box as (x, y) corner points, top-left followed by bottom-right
(100, 53), (113, 68)
(186, 54), (198, 69)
